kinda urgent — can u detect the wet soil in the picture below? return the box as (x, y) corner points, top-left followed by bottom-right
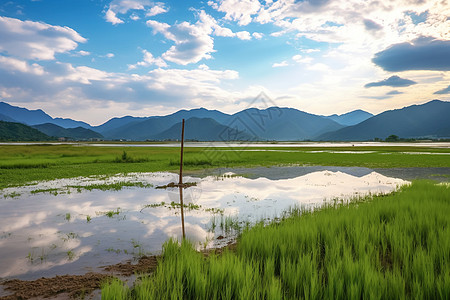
(0, 243), (236, 300)
(0, 255), (159, 300)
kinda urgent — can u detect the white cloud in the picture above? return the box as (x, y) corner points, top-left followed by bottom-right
(272, 60), (288, 68)
(146, 4), (168, 17)
(77, 50), (91, 56)
(146, 10), (254, 65)
(130, 14), (140, 21)
(213, 0), (262, 26)
(106, 53), (115, 58)
(0, 16), (86, 60)
(128, 49), (167, 69)
(0, 57), (242, 124)
(252, 32), (264, 39)
(105, 0), (167, 24)
(147, 19), (215, 65)
(0, 56), (45, 75)
(292, 54), (313, 64)
(236, 31), (251, 40)
(105, 9), (124, 24)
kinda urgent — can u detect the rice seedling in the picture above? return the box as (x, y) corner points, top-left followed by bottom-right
(101, 278), (130, 300)
(3, 191), (21, 198)
(103, 181), (450, 299)
(86, 215), (91, 223)
(67, 250), (75, 261)
(30, 188), (59, 195)
(69, 181), (153, 192)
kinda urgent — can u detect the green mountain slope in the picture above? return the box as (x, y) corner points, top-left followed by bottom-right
(318, 100), (450, 141)
(0, 121), (52, 141)
(32, 123), (103, 140)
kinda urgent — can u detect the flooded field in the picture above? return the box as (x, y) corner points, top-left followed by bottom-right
(0, 166), (412, 281)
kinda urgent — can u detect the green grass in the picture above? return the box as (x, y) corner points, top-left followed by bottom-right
(0, 144), (449, 189)
(68, 182), (153, 192)
(103, 181), (450, 299)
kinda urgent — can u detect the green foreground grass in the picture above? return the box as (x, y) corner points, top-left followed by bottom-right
(0, 143), (449, 189)
(102, 181), (450, 299)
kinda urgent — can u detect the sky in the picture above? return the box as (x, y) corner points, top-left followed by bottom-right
(0, 0), (449, 126)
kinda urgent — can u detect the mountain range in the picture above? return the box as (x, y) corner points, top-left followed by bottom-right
(0, 100), (449, 141)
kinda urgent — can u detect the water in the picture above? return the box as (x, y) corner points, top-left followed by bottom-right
(1, 142), (449, 148)
(0, 167), (408, 280)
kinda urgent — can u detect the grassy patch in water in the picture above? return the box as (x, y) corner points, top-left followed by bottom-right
(68, 181), (153, 192)
(103, 181), (450, 299)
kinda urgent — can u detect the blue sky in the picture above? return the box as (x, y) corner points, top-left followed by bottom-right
(0, 0), (449, 125)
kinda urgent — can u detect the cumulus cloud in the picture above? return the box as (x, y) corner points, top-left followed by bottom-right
(212, 0), (262, 26)
(146, 4), (168, 17)
(0, 16), (86, 60)
(105, 0), (167, 24)
(372, 37), (450, 71)
(272, 61), (288, 68)
(77, 50), (91, 56)
(0, 56), (240, 119)
(236, 31), (251, 40)
(146, 19), (215, 65)
(292, 54), (313, 64)
(146, 10), (254, 65)
(0, 56), (45, 75)
(128, 49), (167, 69)
(433, 85), (450, 94)
(252, 32), (263, 39)
(364, 75), (417, 88)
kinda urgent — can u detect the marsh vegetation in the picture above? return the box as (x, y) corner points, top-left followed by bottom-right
(103, 181), (450, 299)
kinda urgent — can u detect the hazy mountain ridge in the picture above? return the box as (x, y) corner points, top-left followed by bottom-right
(318, 100), (450, 141)
(0, 102), (92, 129)
(32, 123), (103, 140)
(325, 110), (374, 126)
(1, 100), (449, 141)
(150, 117), (255, 141)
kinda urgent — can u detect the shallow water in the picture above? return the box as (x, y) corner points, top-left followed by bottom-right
(1, 141), (450, 148)
(0, 167), (408, 280)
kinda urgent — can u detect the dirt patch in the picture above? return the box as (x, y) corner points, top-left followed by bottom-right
(0, 255), (159, 300)
(0, 273), (110, 300)
(102, 255), (159, 277)
(0, 240), (232, 300)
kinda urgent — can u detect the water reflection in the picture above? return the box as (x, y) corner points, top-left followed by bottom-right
(0, 167), (408, 280)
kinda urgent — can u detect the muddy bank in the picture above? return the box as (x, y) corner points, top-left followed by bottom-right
(0, 255), (159, 300)
(0, 243), (236, 300)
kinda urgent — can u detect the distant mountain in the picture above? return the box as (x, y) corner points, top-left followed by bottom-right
(150, 117), (255, 141)
(103, 107), (343, 141)
(0, 102), (91, 129)
(103, 108), (231, 140)
(318, 100), (450, 141)
(32, 123), (103, 140)
(228, 107), (344, 141)
(0, 121), (52, 141)
(0, 113), (17, 122)
(93, 116), (150, 134)
(325, 110), (373, 126)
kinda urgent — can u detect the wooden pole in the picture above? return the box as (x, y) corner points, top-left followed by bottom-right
(179, 119), (185, 185)
(179, 119), (186, 239)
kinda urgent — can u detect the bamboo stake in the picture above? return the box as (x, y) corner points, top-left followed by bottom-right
(179, 119), (186, 239)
